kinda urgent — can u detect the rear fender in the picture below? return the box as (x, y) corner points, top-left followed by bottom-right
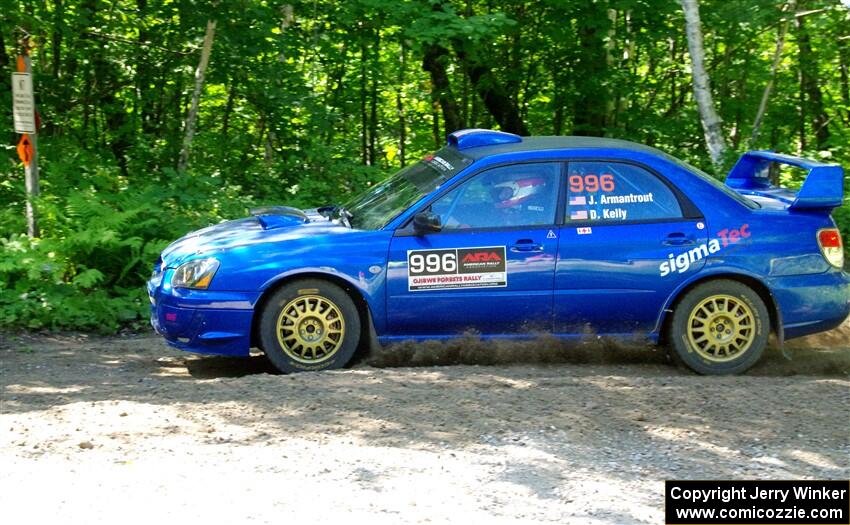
(656, 268), (783, 344)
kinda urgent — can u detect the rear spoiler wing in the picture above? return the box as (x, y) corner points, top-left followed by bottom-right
(725, 151), (844, 210)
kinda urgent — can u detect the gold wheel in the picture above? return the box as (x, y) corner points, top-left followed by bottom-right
(686, 294), (756, 362)
(275, 295), (346, 364)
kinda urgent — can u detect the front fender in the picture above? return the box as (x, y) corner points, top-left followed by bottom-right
(212, 230), (394, 333)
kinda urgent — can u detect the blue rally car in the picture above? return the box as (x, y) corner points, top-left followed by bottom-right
(148, 129), (849, 375)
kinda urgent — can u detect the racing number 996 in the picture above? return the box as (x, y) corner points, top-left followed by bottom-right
(569, 174), (616, 193)
(409, 251), (457, 275)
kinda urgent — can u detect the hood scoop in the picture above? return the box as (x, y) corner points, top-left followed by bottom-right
(250, 206), (309, 230)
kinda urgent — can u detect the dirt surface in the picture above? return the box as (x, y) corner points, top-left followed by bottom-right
(1, 323), (849, 524)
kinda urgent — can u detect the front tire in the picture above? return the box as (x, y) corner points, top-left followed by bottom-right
(669, 280), (769, 375)
(258, 279), (361, 374)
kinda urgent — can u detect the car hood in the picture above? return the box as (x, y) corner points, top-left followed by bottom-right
(159, 208), (351, 267)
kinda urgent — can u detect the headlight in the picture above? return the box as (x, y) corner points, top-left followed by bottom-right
(172, 258), (220, 289)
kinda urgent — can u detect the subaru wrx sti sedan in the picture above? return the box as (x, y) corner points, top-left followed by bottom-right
(148, 129), (849, 375)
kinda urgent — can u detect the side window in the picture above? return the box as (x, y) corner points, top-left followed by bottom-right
(566, 161), (682, 222)
(430, 163), (560, 230)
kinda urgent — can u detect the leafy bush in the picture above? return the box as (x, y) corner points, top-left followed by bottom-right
(0, 138), (387, 332)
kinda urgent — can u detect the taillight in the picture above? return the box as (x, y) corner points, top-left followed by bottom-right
(817, 228), (844, 268)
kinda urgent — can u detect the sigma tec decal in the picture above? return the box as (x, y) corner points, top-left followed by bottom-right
(407, 246), (507, 291)
(659, 224), (751, 277)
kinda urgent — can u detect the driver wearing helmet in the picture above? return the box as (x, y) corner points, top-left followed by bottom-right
(488, 175), (549, 227)
(437, 171), (552, 229)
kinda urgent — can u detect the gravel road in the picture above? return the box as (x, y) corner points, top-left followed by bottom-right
(1, 325), (848, 524)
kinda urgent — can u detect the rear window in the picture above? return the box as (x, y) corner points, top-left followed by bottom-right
(662, 153), (761, 209)
(566, 161), (683, 223)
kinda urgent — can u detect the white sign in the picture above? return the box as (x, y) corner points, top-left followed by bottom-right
(12, 73), (36, 134)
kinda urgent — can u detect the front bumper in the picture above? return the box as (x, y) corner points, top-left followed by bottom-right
(768, 269), (850, 340)
(148, 270), (259, 356)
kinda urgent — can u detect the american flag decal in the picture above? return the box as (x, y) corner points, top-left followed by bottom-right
(569, 195), (587, 206)
(570, 210), (589, 220)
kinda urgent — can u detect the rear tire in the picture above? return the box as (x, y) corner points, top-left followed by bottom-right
(258, 279), (361, 374)
(669, 280), (769, 375)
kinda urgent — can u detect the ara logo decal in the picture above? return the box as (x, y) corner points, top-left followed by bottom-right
(659, 224), (751, 277)
(462, 251), (502, 263)
(547, 230), (558, 239)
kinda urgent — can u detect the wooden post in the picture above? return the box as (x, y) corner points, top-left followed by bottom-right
(16, 43), (40, 238)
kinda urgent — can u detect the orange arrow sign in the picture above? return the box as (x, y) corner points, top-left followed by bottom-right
(17, 134), (34, 166)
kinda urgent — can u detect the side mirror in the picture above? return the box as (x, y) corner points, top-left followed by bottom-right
(413, 211), (442, 234)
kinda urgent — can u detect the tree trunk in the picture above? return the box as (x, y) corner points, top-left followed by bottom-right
(454, 44), (530, 135)
(796, 13), (830, 150)
(422, 43), (462, 138)
(264, 130), (275, 166)
(78, 0), (132, 171)
(669, 38), (679, 116)
(51, 0), (62, 79)
(178, 19), (216, 172)
(470, 88), (481, 129)
(0, 27), (9, 138)
(396, 41), (407, 166)
(221, 77), (237, 139)
(360, 34), (369, 164)
(368, 28), (380, 166)
(730, 65), (748, 150)
(82, 67), (91, 135)
(431, 101), (441, 148)
(838, 36), (849, 125)
(750, 1), (794, 148)
(618, 9), (635, 120)
(505, 4), (524, 112)
(680, 0), (727, 169)
(571, 3), (611, 137)
(0, 27), (8, 72)
(322, 42), (349, 145)
(553, 93), (564, 136)
(604, 8), (618, 125)
(136, 0), (157, 134)
(460, 69), (469, 129)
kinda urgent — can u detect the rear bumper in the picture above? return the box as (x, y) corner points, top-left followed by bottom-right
(148, 273), (258, 356)
(768, 270), (850, 340)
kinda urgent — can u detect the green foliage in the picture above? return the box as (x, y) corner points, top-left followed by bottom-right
(0, 136), (387, 331)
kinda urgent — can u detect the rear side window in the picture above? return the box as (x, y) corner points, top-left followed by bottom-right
(565, 161), (683, 223)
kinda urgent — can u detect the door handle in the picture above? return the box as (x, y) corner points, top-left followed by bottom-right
(511, 239), (544, 252)
(662, 232), (695, 246)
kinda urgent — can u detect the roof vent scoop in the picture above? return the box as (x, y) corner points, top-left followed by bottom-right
(447, 128), (522, 150)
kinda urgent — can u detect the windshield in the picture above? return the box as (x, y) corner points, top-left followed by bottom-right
(346, 147), (473, 230)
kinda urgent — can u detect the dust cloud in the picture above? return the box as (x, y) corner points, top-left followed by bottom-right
(364, 333), (666, 368)
(363, 323), (850, 376)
